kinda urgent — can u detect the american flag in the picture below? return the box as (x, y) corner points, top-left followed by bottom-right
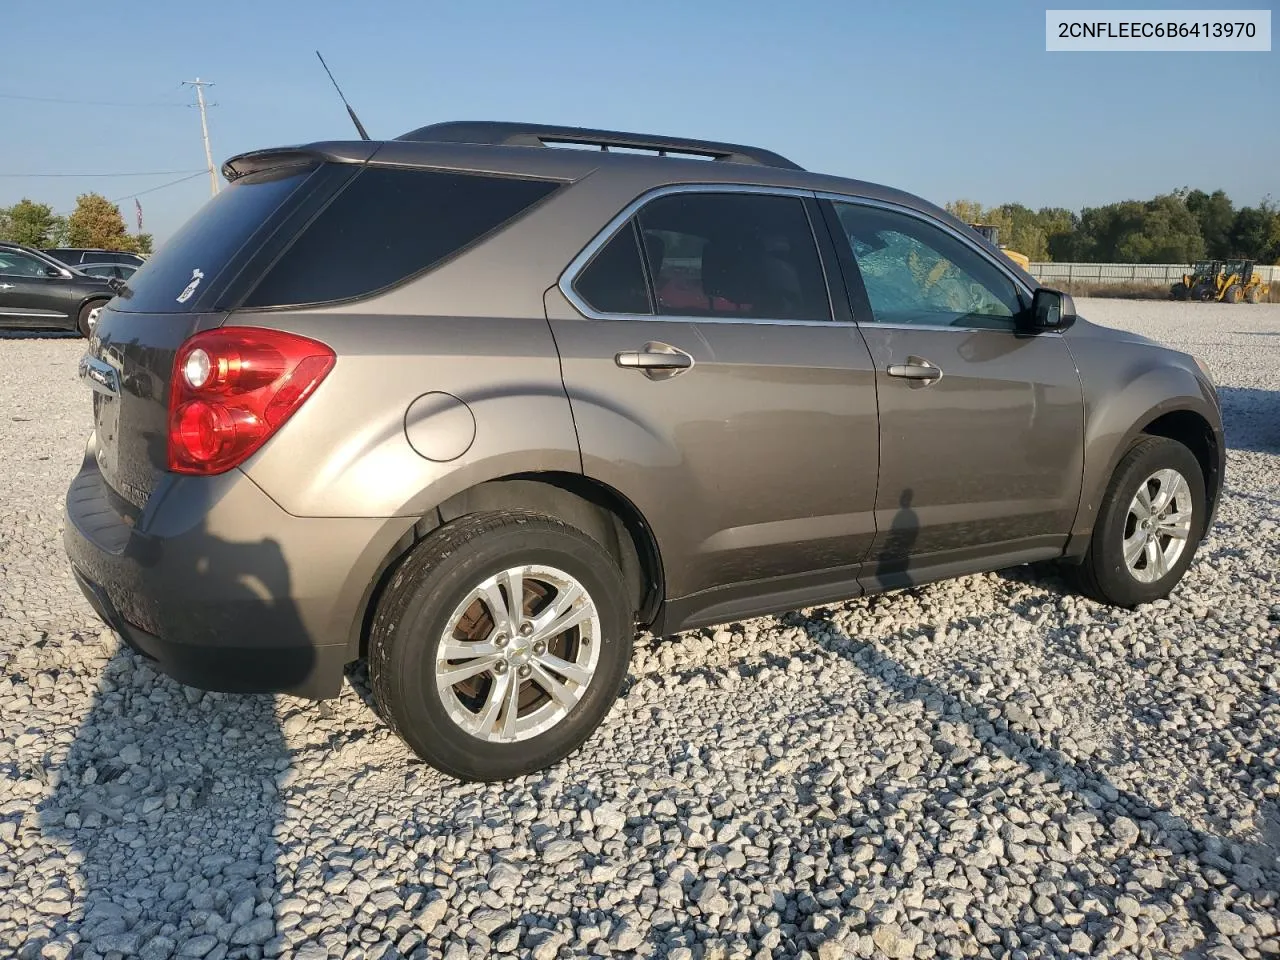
(135, 198), (143, 232)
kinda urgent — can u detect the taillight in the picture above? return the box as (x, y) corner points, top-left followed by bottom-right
(168, 327), (335, 475)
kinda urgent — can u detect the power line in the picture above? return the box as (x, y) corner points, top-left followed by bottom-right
(0, 91), (188, 108)
(111, 171), (207, 203)
(0, 170), (205, 178)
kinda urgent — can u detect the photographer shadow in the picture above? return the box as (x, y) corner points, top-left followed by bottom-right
(30, 522), (306, 959)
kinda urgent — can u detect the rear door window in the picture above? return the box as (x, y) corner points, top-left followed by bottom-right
(634, 192), (831, 321)
(242, 168), (561, 308)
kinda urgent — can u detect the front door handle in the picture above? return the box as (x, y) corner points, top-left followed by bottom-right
(615, 342), (694, 380)
(886, 356), (943, 385)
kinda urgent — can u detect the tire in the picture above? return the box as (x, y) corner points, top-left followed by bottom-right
(1192, 284), (1214, 302)
(77, 300), (105, 338)
(1224, 283), (1243, 304)
(1245, 285), (1260, 304)
(1170, 283), (1188, 301)
(1067, 436), (1207, 608)
(368, 510), (633, 782)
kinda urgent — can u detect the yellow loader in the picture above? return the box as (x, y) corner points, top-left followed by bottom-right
(1173, 259), (1267, 303)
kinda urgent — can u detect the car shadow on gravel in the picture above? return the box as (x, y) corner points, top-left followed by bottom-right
(1217, 386), (1280, 454)
(785, 609), (1280, 945)
(0, 330), (80, 340)
(30, 530), (305, 958)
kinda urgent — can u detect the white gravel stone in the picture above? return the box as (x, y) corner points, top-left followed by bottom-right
(1, 302), (1278, 959)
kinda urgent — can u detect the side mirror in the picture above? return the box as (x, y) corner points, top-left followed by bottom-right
(43, 265), (71, 279)
(1027, 287), (1076, 331)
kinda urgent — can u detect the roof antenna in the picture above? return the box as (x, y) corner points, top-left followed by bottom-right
(315, 50), (370, 141)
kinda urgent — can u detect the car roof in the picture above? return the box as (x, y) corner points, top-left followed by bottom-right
(222, 121), (968, 234)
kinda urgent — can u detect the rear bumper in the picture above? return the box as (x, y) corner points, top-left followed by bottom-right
(70, 566), (351, 698)
(63, 440), (415, 699)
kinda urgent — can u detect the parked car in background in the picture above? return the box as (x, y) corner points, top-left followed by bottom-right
(0, 241), (118, 336)
(79, 262), (139, 281)
(45, 248), (146, 269)
(64, 121), (1223, 782)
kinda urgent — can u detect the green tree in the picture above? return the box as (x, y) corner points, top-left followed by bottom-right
(1076, 196), (1204, 263)
(66, 193), (139, 251)
(944, 199), (987, 225)
(133, 233), (154, 256)
(1184, 189), (1234, 258)
(991, 203), (1049, 261)
(1228, 203), (1275, 260)
(1037, 207), (1081, 261)
(0, 199), (66, 248)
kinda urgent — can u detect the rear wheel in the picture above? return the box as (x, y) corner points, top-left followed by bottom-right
(1245, 285), (1261, 304)
(1170, 283), (1188, 301)
(1224, 283), (1244, 304)
(1067, 436), (1206, 607)
(369, 511), (633, 782)
(77, 300), (105, 338)
(1192, 283), (1214, 302)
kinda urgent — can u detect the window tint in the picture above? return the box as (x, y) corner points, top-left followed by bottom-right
(114, 164), (318, 313)
(635, 193), (830, 321)
(832, 203), (1023, 329)
(573, 221), (652, 314)
(244, 167), (561, 308)
(0, 251), (48, 277)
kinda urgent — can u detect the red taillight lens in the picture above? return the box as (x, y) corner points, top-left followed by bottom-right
(168, 327), (335, 475)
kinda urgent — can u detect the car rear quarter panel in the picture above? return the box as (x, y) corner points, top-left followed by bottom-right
(236, 312), (581, 519)
(1064, 319), (1223, 548)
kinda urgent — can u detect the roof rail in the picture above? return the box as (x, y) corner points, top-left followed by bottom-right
(394, 121), (804, 171)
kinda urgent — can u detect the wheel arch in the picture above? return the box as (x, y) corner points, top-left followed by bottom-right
(346, 472), (665, 659)
(1066, 389), (1223, 559)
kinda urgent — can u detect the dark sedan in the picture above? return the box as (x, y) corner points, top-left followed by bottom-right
(0, 242), (119, 337)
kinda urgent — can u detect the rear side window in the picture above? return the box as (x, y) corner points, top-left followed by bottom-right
(112, 165), (319, 314)
(636, 193), (831, 321)
(572, 221), (652, 315)
(243, 168), (561, 308)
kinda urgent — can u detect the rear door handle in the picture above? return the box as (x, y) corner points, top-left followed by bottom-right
(615, 342), (694, 380)
(886, 356), (943, 384)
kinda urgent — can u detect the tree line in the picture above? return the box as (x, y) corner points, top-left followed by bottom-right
(0, 195), (153, 255)
(946, 190), (1280, 265)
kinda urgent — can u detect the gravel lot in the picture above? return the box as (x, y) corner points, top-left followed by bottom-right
(1, 300), (1277, 960)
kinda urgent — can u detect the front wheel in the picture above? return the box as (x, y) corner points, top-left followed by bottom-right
(1224, 283), (1244, 304)
(369, 511), (633, 782)
(1170, 283), (1188, 301)
(1066, 436), (1207, 607)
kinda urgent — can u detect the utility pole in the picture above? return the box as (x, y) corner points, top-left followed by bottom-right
(182, 78), (219, 197)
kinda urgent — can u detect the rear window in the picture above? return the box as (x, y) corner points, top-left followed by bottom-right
(112, 165), (319, 314)
(242, 167), (561, 308)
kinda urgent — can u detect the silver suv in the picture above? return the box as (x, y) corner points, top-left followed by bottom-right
(64, 122), (1224, 781)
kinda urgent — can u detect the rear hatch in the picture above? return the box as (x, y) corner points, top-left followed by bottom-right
(83, 158), (359, 507)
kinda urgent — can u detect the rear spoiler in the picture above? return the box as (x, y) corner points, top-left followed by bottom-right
(221, 141), (380, 182)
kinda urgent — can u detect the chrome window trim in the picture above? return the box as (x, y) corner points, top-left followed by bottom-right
(815, 191), (1053, 335)
(557, 183), (856, 328)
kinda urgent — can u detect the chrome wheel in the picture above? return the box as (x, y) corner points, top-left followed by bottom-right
(435, 564), (601, 743)
(87, 305), (102, 329)
(1123, 468), (1193, 583)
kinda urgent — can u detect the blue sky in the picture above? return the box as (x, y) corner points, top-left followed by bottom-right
(2, 0), (1275, 242)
